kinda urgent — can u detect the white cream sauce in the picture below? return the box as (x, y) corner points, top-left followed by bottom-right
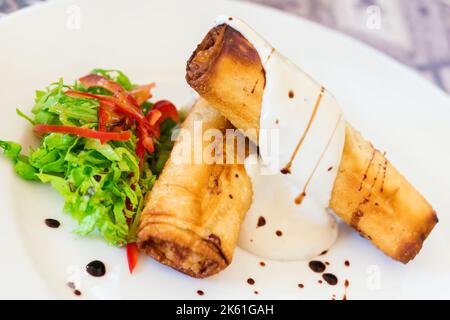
(215, 16), (345, 261)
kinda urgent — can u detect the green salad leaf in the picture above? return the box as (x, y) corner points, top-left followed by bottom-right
(0, 70), (174, 246)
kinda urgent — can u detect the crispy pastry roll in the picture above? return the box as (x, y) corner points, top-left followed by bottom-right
(137, 99), (253, 278)
(186, 23), (437, 263)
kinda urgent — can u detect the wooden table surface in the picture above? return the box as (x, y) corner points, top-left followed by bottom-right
(1, 0), (450, 93)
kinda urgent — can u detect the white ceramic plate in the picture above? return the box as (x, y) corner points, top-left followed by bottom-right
(1, 0), (450, 300)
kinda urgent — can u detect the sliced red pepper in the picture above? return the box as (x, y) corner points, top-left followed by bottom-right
(135, 138), (146, 169)
(126, 243), (139, 274)
(130, 83), (156, 106)
(66, 90), (157, 155)
(80, 74), (131, 100)
(65, 90), (156, 134)
(146, 100), (179, 137)
(33, 124), (131, 141)
(65, 76), (168, 167)
(98, 101), (111, 144)
(99, 100), (128, 131)
(65, 89), (107, 100)
(79, 74), (141, 112)
(146, 109), (162, 127)
(152, 100), (180, 125)
(98, 107), (107, 133)
(138, 126), (155, 153)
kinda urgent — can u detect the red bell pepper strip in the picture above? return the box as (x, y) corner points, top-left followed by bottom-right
(79, 74), (141, 111)
(99, 100), (128, 131)
(126, 243), (139, 274)
(146, 100), (180, 137)
(98, 107), (107, 133)
(98, 101), (113, 144)
(66, 91), (156, 154)
(146, 109), (162, 127)
(33, 124), (131, 141)
(135, 139), (146, 170)
(130, 83), (156, 106)
(137, 126), (155, 153)
(152, 100), (180, 125)
(80, 74), (130, 98)
(64, 90), (156, 134)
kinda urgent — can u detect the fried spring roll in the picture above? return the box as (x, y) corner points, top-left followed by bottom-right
(186, 24), (437, 263)
(137, 99), (253, 278)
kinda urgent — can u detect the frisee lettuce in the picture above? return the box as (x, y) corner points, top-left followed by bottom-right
(0, 70), (175, 246)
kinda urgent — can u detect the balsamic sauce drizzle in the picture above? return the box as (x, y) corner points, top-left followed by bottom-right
(358, 149), (376, 192)
(256, 48), (275, 92)
(351, 159), (382, 228)
(294, 113), (343, 205)
(282, 86), (326, 175)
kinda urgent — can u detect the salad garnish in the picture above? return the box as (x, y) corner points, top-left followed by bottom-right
(0, 69), (179, 273)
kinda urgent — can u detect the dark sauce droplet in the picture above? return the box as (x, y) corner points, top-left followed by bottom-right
(309, 260), (326, 273)
(275, 230), (283, 237)
(257, 216), (266, 228)
(228, 17), (233, 21)
(73, 290), (82, 296)
(259, 261), (266, 267)
(320, 250), (328, 256)
(298, 283), (304, 289)
(345, 260), (350, 267)
(295, 192), (306, 205)
(247, 278), (255, 285)
(197, 290), (204, 296)
(318, 280), (323, 284)
(322, 273), (338, 286)
(254, 291), (259, 295)
(343, 279), (349, 300)
(67, 282), (76, 289)
(325, 261), (330, 266)
(288, 90), (294, 99)
(45, 219), (60, 228)
(86, 260), (106, 277)
(327, 166), (333, 172)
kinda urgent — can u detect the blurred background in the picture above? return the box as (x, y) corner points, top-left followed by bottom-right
(1, 0), (450, 93)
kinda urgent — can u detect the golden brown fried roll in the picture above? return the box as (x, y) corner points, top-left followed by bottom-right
(137, 99), (253, 278)
(186, 24), (437, 263)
